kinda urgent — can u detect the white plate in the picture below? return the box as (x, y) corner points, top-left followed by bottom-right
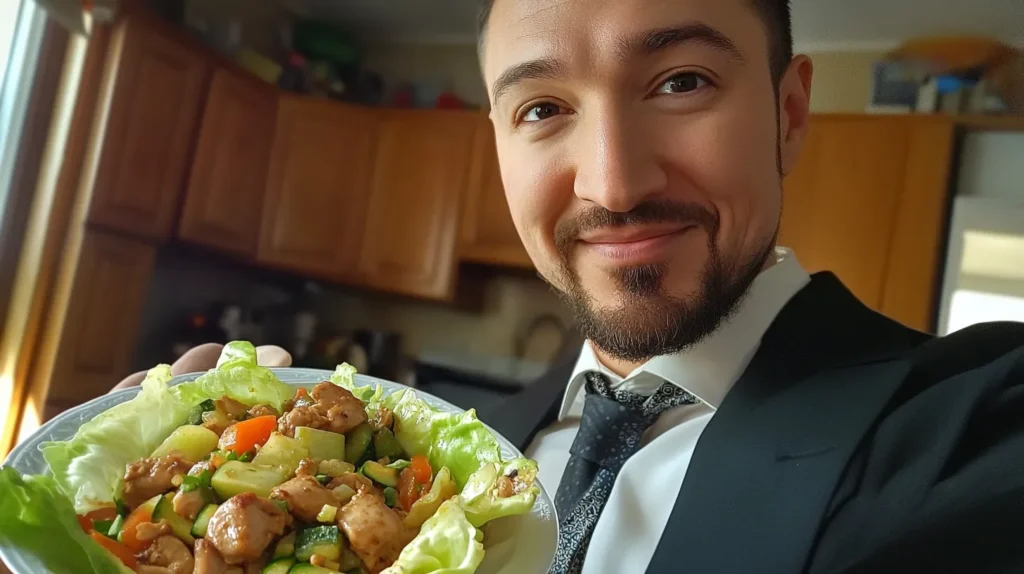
(1, 368), (557, 574)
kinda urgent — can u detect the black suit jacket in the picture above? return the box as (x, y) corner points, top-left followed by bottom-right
(478, 272), (1024, 573)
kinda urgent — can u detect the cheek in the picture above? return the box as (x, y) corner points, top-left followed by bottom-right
(497, 139), (574, 263)
(656, 91), (781, 252)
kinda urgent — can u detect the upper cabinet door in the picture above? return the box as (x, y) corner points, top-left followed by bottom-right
(460, 119), (533, 268)
(257, 97), (377, 280)
(88, 15), (210, 242)
(178, 68), (278, 257)
(359, 110), (479, 300)
(780, 115), (954, 330)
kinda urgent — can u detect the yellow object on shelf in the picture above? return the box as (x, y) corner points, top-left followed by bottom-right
(234, 48), (282, 85)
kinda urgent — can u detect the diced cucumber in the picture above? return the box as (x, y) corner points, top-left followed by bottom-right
(92, 519), (115, 534)
(152, 493), (195, 545)
(386, 459), (410, 471)
(295, 525), (342, 562)
(331, 484), (356, 506)
(252, 433), (309, 475)
(359, 461), (398, 488)
(318, 459), (355, 478)
(287, 565), (337, 574)
(151, 425), (220, 462)
(273, 532), (296, 559)
(190, 504), (218, 537)
(344, 423), (373, 465)
(188, 399), (217, 425)
(211, 461), (289, 499)
(382, 487), (398, 508)
(295, 427), (346, 461)
(106, 515), (125, 539)
(371, 428), (403, 461)
(262, 556), (296, 574)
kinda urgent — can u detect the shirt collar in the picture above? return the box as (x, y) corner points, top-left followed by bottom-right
(560, 247), (811, 420)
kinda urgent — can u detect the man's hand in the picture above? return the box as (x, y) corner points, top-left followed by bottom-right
(109, 343), (293, 393)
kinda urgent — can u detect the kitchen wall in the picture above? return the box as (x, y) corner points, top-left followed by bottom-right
(364, 42), (885, 112)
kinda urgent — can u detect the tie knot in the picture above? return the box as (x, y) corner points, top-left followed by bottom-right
(584, 371), (698, 420)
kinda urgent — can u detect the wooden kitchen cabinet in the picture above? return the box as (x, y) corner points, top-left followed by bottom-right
(258, 97), (377, 280)
(780, 115), (955, 332)
(178, 68), (278, 257)
(87, 14), (210, 242)
(460, 119), (533, 268)
(358, 110), (480, 300)
(45, 230), (156, 408)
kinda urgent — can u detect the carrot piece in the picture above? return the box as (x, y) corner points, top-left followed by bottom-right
(410, 455), (432, 484)
(84, 507), (118, 522)
(77, 515), (93, 533)
(398, 468), (417, 512)
(89, 530), (138, 569)
(218, 415), (277, 454)
(119, 504), (154, 552)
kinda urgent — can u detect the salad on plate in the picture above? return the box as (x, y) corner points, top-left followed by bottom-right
(0, 342), (540, 574)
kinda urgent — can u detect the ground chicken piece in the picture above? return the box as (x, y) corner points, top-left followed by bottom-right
(172, 489), (206, 521)
(295, 458), (318, 477)
(338, 492), (417, 573)
(327, 472), (376, 495)
(277, 406), (328, 438)
(271, 476), (339, 522)
(135, 521), (171, 545)
(192, 539), (243, 574)
(312, 382), (367, 434)
(215, 397), (249, 419)
(205, 493), (291, 565)
(123, 456), (191, 509)
(248, 404), (277, 419)
(188, 460), (215, 477)
(138, 535), (194, 574)
(136, 566), (172, 574)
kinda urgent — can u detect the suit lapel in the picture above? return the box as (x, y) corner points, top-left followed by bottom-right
(646, 273), (929, 574)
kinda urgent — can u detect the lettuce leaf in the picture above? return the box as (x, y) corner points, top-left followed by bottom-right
(386, 389), (502, 488)
(0, 468), (133, 574)
(381, 499), (485, 574)
(40, 365), (187, 513)
(172, 341), (293, 412)
(459, 458), (540, 527)
(330, 362), (384, 404)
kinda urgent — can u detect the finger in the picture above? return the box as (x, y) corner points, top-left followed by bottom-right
(170, 343), (224, 376)
(257, 345), (292, 367)
(110, 370), (148, 393)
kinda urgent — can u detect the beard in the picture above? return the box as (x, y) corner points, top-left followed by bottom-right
(549, 199), (777, 363)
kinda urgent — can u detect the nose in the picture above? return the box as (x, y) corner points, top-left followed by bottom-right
(573, 106), (668, 212)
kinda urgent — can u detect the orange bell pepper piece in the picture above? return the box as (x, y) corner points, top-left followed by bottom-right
(89, 530), (138, 569)
(410, 455), (432, 484)
(218, 415), (277, 454)
(120, 503), (154, 552)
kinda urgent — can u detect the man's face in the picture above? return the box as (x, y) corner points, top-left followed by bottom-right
(482, 0), (812, 363)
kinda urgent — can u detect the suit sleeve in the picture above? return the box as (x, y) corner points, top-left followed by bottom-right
(811, 347), (1024, 574)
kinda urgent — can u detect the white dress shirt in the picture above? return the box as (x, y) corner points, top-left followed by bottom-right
(526, 247), (811, 573)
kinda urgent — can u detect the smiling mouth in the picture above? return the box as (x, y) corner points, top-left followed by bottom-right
(577, 224), (698, 264)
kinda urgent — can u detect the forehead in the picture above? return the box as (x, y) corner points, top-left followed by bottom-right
(482, 0), (766, 85)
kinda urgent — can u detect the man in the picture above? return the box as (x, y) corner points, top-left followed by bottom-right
(117, 1), (1024, 573)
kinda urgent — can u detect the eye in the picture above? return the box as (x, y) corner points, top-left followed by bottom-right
(654, 72), (710, 95)
(520, 102), (565, 123)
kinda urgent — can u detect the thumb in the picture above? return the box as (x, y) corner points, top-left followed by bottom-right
(256, 345), (292, 368)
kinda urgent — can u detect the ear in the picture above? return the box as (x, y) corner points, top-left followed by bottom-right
(778, 55), (814, 177)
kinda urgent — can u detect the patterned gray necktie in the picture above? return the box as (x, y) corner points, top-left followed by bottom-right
(549, 371), (699, 574)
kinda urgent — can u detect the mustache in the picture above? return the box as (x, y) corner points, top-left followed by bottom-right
(554, 200), (719, 255)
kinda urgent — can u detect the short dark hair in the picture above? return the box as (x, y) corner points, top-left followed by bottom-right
(477, 0), (793, 86)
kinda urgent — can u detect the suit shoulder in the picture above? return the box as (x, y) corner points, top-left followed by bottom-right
(905, 321), (1024, 381)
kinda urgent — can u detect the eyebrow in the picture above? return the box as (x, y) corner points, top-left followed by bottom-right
(489, 22), (744, 107)
(617, 22), (745, 63)
(491, 57), (566, 107)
